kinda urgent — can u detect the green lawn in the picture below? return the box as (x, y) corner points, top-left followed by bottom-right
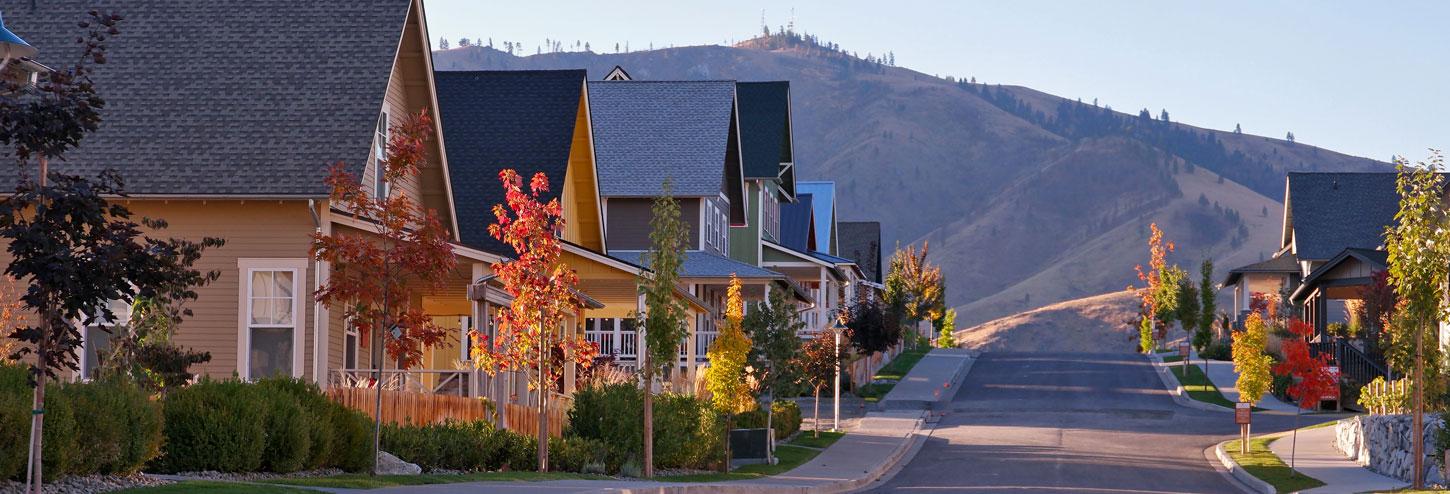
(1225, 437), (1326, 493)
(115, 481), (316, 494)
(1161, 355), (1184, 363)
(857, 349), (929, 403)
(1169, 362), (1239, 409)
(789, 430), (845, 449)
(261, 471), (609, 489)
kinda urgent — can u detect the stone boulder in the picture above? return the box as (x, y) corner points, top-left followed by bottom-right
(376, 451), (422, 475)
(1333, 414), (1444, 484)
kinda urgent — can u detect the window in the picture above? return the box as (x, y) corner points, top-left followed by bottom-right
(703, 203), (715, 249)
(343, 321), (359, 370)
(719, 210), (728, 248)
(238, 259), (308, 380)
(373, 111), (390, 199)
(80, 299), (130, 380)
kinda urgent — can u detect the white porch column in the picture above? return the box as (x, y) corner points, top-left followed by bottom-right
(818, 267), (829, 332)
(686, 284), (699, 393)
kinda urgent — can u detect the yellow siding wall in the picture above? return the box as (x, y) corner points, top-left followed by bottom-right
(562, 95), (604, 251)
(120, 200), (317, 379)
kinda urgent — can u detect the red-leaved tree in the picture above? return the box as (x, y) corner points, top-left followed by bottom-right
(471, 169), (597, 472)
(1273, 317), (1337, 473)
(311, 109), (458, 474)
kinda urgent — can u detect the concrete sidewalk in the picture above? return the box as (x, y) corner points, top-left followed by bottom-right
(880, 348), (975, 410)
(1265, 424), (1406, 494)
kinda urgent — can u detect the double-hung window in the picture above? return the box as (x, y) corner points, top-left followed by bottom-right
(374, 111), (390, 200)
(80, 299), (130, 380)
(239, 259), (308, 380)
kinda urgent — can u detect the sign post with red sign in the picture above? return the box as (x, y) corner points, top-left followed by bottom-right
(1235, 402), (1252, 453)
(1325, 366), (1341, 411)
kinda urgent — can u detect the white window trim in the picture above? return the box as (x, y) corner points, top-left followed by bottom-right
(343, 317), (360, 370)
(237, 258), (309, 380)
(76, 300), (130, 381)
(374, 111), (391, 200)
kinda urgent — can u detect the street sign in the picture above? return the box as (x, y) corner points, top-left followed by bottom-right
(1178, 342), (1190, 358)
(1235, 402), (1252, 425)
(1326, 366), (1341, 399)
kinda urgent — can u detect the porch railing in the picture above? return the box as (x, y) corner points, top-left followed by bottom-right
(1309, 337), (1391, 386)
(330, 368), (474, 397)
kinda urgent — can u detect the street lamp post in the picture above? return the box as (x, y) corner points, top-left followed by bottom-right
(832, 319), (846, 432)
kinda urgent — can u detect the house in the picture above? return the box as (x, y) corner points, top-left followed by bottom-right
(3, 0), (511, 390)
(585, 79), (794, 385)
(728, 81), (798, 266)
(838, 221), (884, 288)
(1222, 254), (1299, 326)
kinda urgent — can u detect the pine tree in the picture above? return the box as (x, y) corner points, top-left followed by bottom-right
(1234, 123), (1242, 134)
(439, 37), (449, 50)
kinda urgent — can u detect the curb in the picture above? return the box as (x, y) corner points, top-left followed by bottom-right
(1147, 353), (1233, 413)
(1214, 442), (1276, 494)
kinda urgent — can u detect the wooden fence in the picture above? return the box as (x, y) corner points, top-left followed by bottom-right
(1363, 378), (1411, 415)
(504, 402), (565, 438)
(326, 387), (491, 426)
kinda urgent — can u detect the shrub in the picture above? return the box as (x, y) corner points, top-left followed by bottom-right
(1200, 339), (1232, 361)
(567, 382), (642, 471)
(155, 380), (266, 473)
(738, 401), (802, 439)
(501, 428), (537, 472)
(258, 386), (312, 473)
(329, 405), (372, 472)
(382, 420), (509, 472)
(0, 364), (34, 480)
(652, 394), (723, 469)
(256, 378), (334, 470)
(549, 436), (608, 474)
(55, 377), (162, 475)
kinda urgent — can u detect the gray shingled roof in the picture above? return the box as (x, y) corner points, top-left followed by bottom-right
(1222, 253), (1299, 286)
(736, 81), (792, 179)
(587, 81), (735, 197)
(0, 0), (412, 195)
(780, 193), (814, 252)
(1286, 172), (1401, 260)
(609, 250), (783, 279)
(434, 70), (585, 255)
(839, 221), (882, 283)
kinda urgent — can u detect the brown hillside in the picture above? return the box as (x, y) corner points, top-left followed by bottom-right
(954, 291), (1141, 353)
(432, 35), (1388, 324)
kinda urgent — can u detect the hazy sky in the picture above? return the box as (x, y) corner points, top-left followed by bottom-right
(423, 1), (1448, 162)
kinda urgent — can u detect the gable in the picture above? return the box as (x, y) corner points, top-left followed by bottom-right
(587, 80), (735, 198)
(562, 91), (605, 251)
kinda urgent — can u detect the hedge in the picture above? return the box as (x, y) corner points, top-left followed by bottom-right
(0, 365), (160, 481)
(152, 378), (369, 474)
(566, 382), (724, 472)
(737, 400), (802, 439)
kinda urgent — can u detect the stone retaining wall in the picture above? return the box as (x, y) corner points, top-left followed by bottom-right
(1334, 414), (1444, 484)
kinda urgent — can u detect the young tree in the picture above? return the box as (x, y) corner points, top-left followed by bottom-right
(885, 242), (944, 344)
(703, 275), (752, 469)
(934, 308), (957, 348)
(1131, 223), (1176, 351)
(472, 170), (597, 471)
(798, 329), (848, 437)
(743, 289), (805, 462)
(1384, 151), (1450, 489)
(1273, 318), (1337, 472)
(1194, 260), (1217, 366)
(311, 110), (457, 474)
(847, 295), (900, 356)
(1233, 313), (1273, 407)
(635, 184), (689, 478)
(1173, 275), (1199, 372)
(3, 12), (217, 492)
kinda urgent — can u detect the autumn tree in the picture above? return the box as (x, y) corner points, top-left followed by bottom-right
(1273, 318), (1337, 472)
(847, 295), (900, 356)
(705, 275), (754, 414)
(798, 329), (848, 437)
(1131, 223), (1176, 352)
(1233, 313), (1273, 407)
(3, 12), (219, 492)
(884, 242), (944, 345)
(311, 110), (458, 474)
(471, 170), (597, 472)
(1384, 151), (1450, 488)
(636, 183), (690, 478)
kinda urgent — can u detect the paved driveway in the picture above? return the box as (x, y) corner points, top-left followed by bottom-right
(865, 352), (1313, 494)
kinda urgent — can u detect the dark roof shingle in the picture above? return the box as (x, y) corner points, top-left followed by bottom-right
(839, 221), (882, 283)
(0, 0), (412, 195)
(1286, 172), (1400, 260)
(587, 81), (735, 197)
(736, 81), (791, 179)
(434, 70), (585, 254)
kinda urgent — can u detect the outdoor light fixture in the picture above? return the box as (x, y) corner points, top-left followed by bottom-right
(831, 318), (846, 431)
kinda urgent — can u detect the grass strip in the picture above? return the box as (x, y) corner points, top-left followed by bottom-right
(858, 349), (930, 403)
(1224, 437), (1326, 493)
(115, 481), (317, 493)
(260, 471), (608, 489)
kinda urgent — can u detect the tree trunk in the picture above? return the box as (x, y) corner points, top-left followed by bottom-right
(1413, 318), (1425, 489)
(370, 315), (385, 476)
(538, 344), (549, 472)
(643, 355), (654, 478)
(813, 387), (821, 438)
(721, 413), (732, 473)
(25, 318), (50, 494)
(765, 397), (774, 464)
